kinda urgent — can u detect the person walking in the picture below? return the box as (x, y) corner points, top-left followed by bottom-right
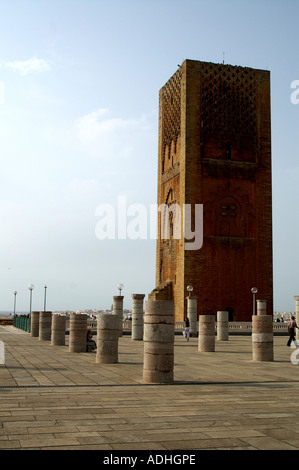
(287, 316), (298, 347)
(184, 317), (190, 342)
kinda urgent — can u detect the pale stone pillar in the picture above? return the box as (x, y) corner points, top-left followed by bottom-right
(187, 296), (198, 337)
(252, 315), (273, 361)
(51, 314), (66, 346)
(131, 294), (145, 340)
(69, 313), (87, 353)
(198, 315), (215, 352)
(39, 311), (52, 341)
(294, 296), (299, 326)
(143, 300), (174, 384)
(113, 296), (124, 337)
(257, 300), (267, 316)
(217, 311), (229, 341)
(96, 314), (119, 364)
(30, 311), (40, 337)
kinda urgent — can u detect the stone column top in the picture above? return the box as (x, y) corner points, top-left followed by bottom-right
(294, 296), (299, 301)
(113, 296), (124, 301)
(131, 294), (145, 300)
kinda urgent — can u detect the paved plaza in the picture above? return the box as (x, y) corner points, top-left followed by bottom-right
(0, 324), (299, 451)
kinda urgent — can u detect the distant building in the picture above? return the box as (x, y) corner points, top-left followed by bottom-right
(149, 60), (273, 322)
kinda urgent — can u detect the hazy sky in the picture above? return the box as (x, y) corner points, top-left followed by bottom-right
(0, 0), (298, 313)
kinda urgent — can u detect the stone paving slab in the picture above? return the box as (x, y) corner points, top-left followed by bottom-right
(0, 325), (299, 452)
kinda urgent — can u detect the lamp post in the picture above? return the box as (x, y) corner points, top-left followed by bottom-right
(117, 283), (124, 296)
(13, 291), (17, 315)
(28, 284), (34, 315)
(186, 285), (197, 337)
(115, 283), (124, 337)
(44, 285), (47, 312)
(187, 285), (193, 298)
(251, 287), (258, 316)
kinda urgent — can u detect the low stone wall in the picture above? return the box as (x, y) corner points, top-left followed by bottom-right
(0, 319), (13, 325)
(13, 315), (288, 337)
(73, 319), (289, 336)
(174, 321), (288, 336)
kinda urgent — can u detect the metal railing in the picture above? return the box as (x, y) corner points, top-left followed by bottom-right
(13, 315), (30, 332)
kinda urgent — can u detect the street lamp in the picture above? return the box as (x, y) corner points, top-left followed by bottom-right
(117, 283), (124, 296)
(28, 284), (34, 315)
(251, 287), (258, 316)
(13, 291), (17, 316)
(44, 285), (47, 311)
(187, 285), (193, 298)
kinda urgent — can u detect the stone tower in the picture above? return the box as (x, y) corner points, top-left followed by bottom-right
(150, 59), (272, 322)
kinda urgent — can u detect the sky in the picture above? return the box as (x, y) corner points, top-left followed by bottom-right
(0, 0), (298, 313)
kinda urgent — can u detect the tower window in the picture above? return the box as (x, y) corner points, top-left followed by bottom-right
(225, 142), (231, 160)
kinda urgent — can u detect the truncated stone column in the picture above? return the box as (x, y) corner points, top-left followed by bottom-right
(69, 313), (88, 353)
(131, 294), (145, 340)
(294, 296), (299, 325)
(30, 311), (40, 337)
(143, 300), (174, 384)
(51, 314), (66, 346)
(39, 311), (52, 341)
(198, 315), (215, 352)
(113, 296), (124, 337)
(187, 296), (198, 337)
(252, 315), (273, 361)
(217, 311), (229, 341)
(257, 300), (267, 316)
(96, 314), (119, 364)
